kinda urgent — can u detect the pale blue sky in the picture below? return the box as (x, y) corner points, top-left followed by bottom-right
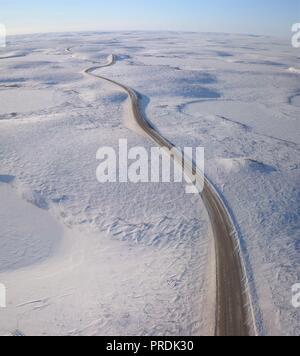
(0, 0), (299, 37)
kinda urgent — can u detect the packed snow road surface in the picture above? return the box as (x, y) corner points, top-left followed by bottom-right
(84, 54), (256, 336)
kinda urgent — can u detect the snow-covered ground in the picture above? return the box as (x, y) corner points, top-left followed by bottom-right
(0, 31), (299, 336)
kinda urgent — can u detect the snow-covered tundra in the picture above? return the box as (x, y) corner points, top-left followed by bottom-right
(0, 32), (299, 336)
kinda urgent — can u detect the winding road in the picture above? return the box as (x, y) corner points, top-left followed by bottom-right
(80, 52), (256, 336)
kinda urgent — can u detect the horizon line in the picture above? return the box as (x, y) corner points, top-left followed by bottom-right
(5, 28), (287, 40)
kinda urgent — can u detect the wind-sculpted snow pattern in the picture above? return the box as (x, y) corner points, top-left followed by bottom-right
(0, 32), (299, 336)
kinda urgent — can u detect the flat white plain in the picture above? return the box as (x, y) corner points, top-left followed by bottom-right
(0, 31), (299, 336)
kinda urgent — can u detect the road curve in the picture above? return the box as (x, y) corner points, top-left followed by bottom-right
(81, 53), (256, 336)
